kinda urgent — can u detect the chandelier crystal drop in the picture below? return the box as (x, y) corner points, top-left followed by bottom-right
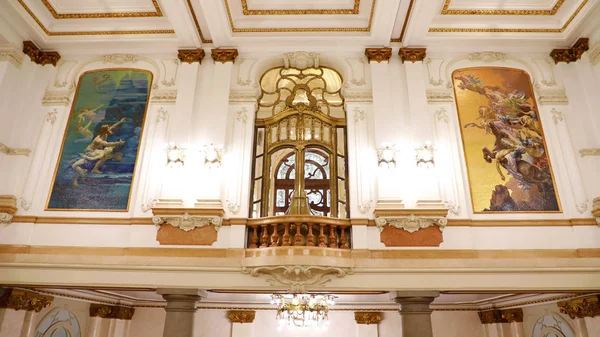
(271, 294), (336, 328)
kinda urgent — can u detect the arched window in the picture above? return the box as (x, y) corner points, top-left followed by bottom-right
(250, 66), (348, 218)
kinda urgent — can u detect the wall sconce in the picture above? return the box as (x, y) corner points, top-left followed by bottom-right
(166, 143), (185, 168)
(416, 141), (435, 169)
(202, 143), (223, 169)
(377, 143), (396, 169)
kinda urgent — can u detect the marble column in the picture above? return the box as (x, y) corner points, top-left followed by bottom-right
(158, 289), (206, 337)
(392, 291), (439, 337)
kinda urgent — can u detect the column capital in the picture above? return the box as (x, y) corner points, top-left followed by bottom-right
(211, 49), (239, 64)
(178, 49), (205, 64)
(157, 288), (206, 313)
(558, 295), (600, 319)
(0, 288), (54, 312)
(392, 291), (438, 314)
(354, 312), (383, 325)
(365, 48), (392, 63)
(89, 304), (135, 320)
(227, 310), (255, 323)
(550, 38), (589, 64)
(478, 308), (524, 324)
(399, 48), (427, 63)
(22, 41), (61, 67)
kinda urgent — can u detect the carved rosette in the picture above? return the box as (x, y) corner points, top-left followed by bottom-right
(178, 49), (206, 64)
(399, 48), (427, 63)
(241, 265), (353, 293)
(90, 304), (135, 320)
(558, 295), (600, 319)
(550, 38), (589, 64)
(0, 289), (54, 312)
(0, 195), (17, 225)
(364, 48), (392, 63)
(211, 49), (239, 63)
(376, 214), (447, 233)
(152, 213), (222, 232)
(22, 41), (61, 66)
(354, 312), (383, 325)
(227, 310), (256, 323)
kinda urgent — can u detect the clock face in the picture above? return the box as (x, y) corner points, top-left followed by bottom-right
(532, 314), (575, 337)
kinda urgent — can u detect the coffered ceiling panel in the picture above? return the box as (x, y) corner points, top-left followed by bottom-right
(243, 0), (358, 13)
(48, 0), (158, 14)
(443, 0), (562, 13)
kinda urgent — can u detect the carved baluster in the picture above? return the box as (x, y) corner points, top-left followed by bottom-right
(250, 225), (258, 248)
(307, 223), (315, 246)
(293, 223), (303, 246)
(270, 223), (280, 247)
(260, 224), (269, 248)
(339, 226), (349, 249)
(318, 224), (327, 247)
(328, 225), (337, 248)
(282, 223), (291, 246)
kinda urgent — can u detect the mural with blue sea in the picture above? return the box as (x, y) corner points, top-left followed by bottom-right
(47, 69), (152, 211)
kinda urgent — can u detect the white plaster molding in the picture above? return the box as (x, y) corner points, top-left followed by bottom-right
(45, 109), (58, 125)
(353, 107), (365, 124)
(589, 44), (600, 66)
(155, 107), (169, 124)
(357, 200), (374, 214)
(141, 198), (157, 213)
(531, 58), (557, 87)
(375, 214), (448, 233)
(152, 213), (222, 232)
(444, 200), (460, 216)
(346, 58), (366, 86)
(579, 148), (600, 157)
(551, 108), (565, 124)
(42, 91), (71, 106)
(0, 213), (13, 225)
(160, 59), (179, 87)
(434, 107), (448, 123)
(150, 90), (177, 104)
(229, 90), (259, 103)
(283, 52), (319, 69)
(426, 89), (454, 103)
(344, 90), (372, 103)
(575, 202), (589, 214)
(241, 265), (353, 293)
(236, 107), (248, 123)
(0, 142), (31, 156)
(425, 58), (444, 87)
(468, 52), (507, 63)
(19, 198), (31, 211)
(103, 53), (139, 65)
(536, 89), (568, 105)
(236, 58), (256, 86)
(225, 200), (240, 215)
(0, 45), (24, 68)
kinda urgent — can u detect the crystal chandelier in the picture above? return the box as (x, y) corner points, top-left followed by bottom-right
(271, 294), (336, 328)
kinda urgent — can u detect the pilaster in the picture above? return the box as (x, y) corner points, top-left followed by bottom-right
(158, 288), (206, 337)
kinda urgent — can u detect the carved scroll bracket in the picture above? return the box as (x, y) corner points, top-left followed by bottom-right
(241, 265), (354, 293)
(90, 303), (135, 320)
(0, 289), (54, 312)
(152, 213), (222, 232)
(355, 312), (383, 325)
(228, 310), (256, 323)
(558, 295), (600, 319)
(375, 214), (448, 233)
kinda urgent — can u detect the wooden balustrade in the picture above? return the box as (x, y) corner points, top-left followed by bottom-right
(247, 216), (351, 249)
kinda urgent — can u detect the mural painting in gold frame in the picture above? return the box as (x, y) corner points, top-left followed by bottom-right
(46, 68), (153, 211)
(452, 67), (561, 213)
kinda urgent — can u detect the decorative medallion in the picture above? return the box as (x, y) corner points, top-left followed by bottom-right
(354, 312), (383, 325)
(22, 41), (61, 66)
(364, 48), (392, 63)
(90, 304), (135, 320)
(211, 49), (239, 63)
(399, 48), (426, 63)
(558, 295), (600, 319)
(241, 265), (354, 293)
(227, 310), (256, 323)
(178, 49), (206, 64)
(550, 38), (589, 64)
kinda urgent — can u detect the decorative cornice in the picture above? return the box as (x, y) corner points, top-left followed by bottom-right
(0, 288), (54, 312)
(241, 265), (354, 293)
(364, 48), (392, 63)
(227, 310), (255, 323)
(22, 41), (60, 66)
(580, 148), (600, 157)
(344, 90), (373, 102)
(211, 49), (239, 64)
(399, 48), (426, 63)
(178, 49), (205, 64)
(550, 38), (589, 64)
(535, 89), (568, 105)
(90, 303), (135, 320)
(150, 90), (177, 104)
(468, 52), (507, 63)
(558, 295), (600, 319)
(0, 143), (31, 156)
(152, 213), (222, 232)
(478, 308), (523, 324)
(426, 89), (454, 103)
(0, 45), (25, 68)
(354, 312), (383, 325)
(42, 91), (71, 106)
(229, 90), (259, 103)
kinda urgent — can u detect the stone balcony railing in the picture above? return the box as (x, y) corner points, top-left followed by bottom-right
(246, 215), (351, 249)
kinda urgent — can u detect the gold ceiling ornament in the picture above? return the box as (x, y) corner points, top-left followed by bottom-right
(0, 288), (54, 312)
(22, 41), (60, 66)
(240, 0), (360, 15)
(399, 47), (426, 63)
(178, 49), (206, 64)
(364, 48), (392, 63)
(211, 49), (239, 63)
(441, 0), (565, 15)
(227, 310), (256, 323)
(430, 0), (588, 33)
(89, 303), (135, 320)
(223, 0), (376, 33)
(500, 308), (524, 323)
(354, 312), (383, 325)
(40, 0), (163, 19)
(185, 0), (212, 43)
(17, 0), (175, 36)
(478, 308), (523, 324)
(558, 295), (600, 319)
(550, 38), (589, 64)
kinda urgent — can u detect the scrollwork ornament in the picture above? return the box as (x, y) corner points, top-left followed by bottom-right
(444, 200), (460, 216)
(225, 200), (240, 215)
(353, 107), (366, 124)
(551, 108), (564, 124)
(435, 107), (448, 123)
(19, 198), (31, 211)
(46, 109), (58, 125)
(0, 213), (13, 225)
(141, 198), (157, 213)
(468, 52), (507, 63)
(354, 312), (383, 325)
(376, 214), (448, 233)
(558, 295), (600, 319)
(399, 48), (427, 63)
(152, 213), (223, 232)
(227, 310), (255, 323)
(155, 108), (169, 124)
(358, 200), (374, 214)
(365, 48), (392, 63)
(103, 53), (139, 65)
(241, 265), (353, 293)
(575, 202), (588, 214)
(236, 108), (248, 123)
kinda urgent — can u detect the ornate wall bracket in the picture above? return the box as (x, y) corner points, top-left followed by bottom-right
(241, 265), (354, 293)
(365, 48), (392, 63)
(178, 49), (205, 64)
(22, 41), (60, 66)
(0, 143), (30, 157)
(550, 38), (589, 64)
(478, 308), (523, 324)
(557, 295), (600, 319)
(0, 288), (54, 312)
(211, 49), (239, 63)
(399, 48), (427, 63)
(354, 312), (383, 325)
(151, 203), (225, 245)
(0, 195), (17, 225)
(152, 213), (222, 232)
(227, 310), (256, 323)
(283, 52), (319, 69)
(90, 303), (135, 320)
(375, 214), (448, 233)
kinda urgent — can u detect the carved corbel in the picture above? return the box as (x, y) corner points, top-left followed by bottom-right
(241, 265), (354, 293)
(22, 41), (61, 66)
(178, 49), (205, 64)
(152, 213), (222, 232)
(354, 312), (383, 325)
(365, 48), (392, 63)
(374, 208), (448, 247)
(399, 48), (427, 63)
(558, 295), (600, 319)
(227, 310), (256, 323)
(375, 214), (448, 233)
(90, 304), (135, 320)
(0, 288), (54, 312)
(0, 195), (17, 225)
(550, 38), (589, 64)
(211, 49), (239, 64)
(152, 204), (225, 245)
